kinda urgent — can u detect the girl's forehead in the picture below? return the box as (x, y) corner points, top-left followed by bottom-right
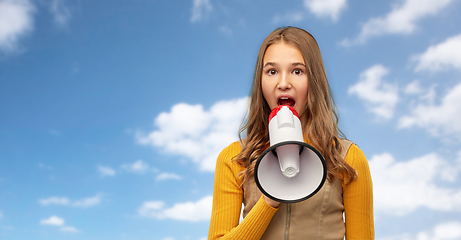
(263, 42), (304, 65)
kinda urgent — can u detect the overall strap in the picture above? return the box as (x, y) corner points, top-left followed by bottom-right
(339, 139), (354, 160)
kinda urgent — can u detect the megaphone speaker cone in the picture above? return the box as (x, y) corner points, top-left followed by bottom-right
(254, 141), (327, 203)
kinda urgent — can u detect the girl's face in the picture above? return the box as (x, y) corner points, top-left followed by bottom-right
(261, 42), (308, 118)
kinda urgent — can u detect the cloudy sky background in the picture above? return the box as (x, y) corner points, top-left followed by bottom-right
(1, 0), (461, 239)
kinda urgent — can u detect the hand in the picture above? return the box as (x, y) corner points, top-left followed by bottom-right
(263, 195), (281, 208)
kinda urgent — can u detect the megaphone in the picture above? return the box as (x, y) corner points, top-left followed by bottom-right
(254, 105), (327, 203)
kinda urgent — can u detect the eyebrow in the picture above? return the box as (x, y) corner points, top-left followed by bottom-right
(292, 62), (306, 67)
(263, 62), (306, 69)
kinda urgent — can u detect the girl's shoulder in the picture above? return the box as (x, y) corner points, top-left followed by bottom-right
(341, 139), (369, 168)
(220, 141), (242, 155)
(217, 141), (243, 163)
(216, 141), (246, 174)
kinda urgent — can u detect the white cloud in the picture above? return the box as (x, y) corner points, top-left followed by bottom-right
(98, 165), (116, 177)
(378, 221), (461, 240)
(190, 0), (212, 22)
(60, 226), (79, 233)
(138, 201), (164, 212)
(341, 0), (454, 45)
(273, 0), (347, 24)
(156, 172), (182, 181)
(99, 160), (157, 177)
(218, 26), (232, 36)
(138, 195), (212, 222)
(404, 82), (437, 104)
(404, 80), (424, 95)
(398, 83), (461, 139)
(39, 216), (79, 233)
(0, 0), (35, 53)
(39, 162), (53, 170)
(136, 97), (248, 172)
(348, 65), (399, 119)
(40, 216), (65, 226)
(303, 0), (347, 21)
(121, 160), (150, 174)
(39, 195), (101, 208)
(413, 33), (461, 72)
(72, 195), (101, 208)
(49, 0), (71, 27)
(39, 197), (70, 206)
(370, 152), (461, 215)
(429, 222), (461, 240)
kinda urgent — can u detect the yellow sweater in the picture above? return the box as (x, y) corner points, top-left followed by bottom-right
(208, 141), (374, 240)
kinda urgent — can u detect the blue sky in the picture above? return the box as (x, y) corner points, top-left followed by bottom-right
(1, 0), (461, 239)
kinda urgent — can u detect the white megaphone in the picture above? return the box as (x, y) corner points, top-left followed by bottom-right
(254, 105), (327, 203)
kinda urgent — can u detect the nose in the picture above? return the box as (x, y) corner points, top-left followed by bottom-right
(277, 72), (292, 90)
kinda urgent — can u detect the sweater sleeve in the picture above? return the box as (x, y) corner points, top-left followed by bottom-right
(208, 142), (278, 240)
(342, 144), (375, 240)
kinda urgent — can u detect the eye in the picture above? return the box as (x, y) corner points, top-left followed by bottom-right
(293, 69), (303, 75)
(267, 69), (278, 76)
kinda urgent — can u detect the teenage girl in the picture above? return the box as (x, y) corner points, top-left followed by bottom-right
(208, 27), (374, 240)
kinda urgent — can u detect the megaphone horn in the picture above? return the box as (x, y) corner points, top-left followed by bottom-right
(254, 105), (327, 203)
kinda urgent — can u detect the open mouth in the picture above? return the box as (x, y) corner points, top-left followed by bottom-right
(278, 97), (295, 107)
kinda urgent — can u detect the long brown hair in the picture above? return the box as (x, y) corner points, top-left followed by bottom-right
(235, 26), (357, 186)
